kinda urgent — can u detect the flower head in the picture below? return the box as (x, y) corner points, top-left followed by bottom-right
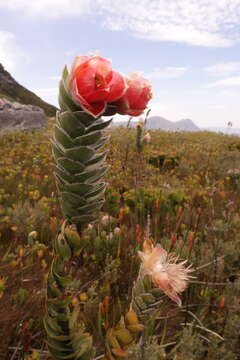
(28, 231), (38, 239)
(113, 226), (121, 235)
(138, 241), (193, 306)
(69, 55), (127, 117)
(115, 73), (152, 116)
(144, 132), (151, 144)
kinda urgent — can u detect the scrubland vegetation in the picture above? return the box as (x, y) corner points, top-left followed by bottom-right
(1, 120), (240, 359)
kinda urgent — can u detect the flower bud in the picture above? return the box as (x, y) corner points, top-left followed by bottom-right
(113, 227), (121, 235)
(79, 293), (88, 302)
(101, 215), (113, 226)
(137, 118), (144, 128)
(125, 310), (138, 325)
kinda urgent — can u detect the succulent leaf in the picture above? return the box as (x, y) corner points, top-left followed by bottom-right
(45, 63), (112, 360)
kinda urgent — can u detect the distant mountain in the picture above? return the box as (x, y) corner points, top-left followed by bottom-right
(0, 64), (57, 117)
(146, 116), (199, 131)
(113, 116), (200, 132)
(145, 116), (172, 130)
(174, 118), (200, 131)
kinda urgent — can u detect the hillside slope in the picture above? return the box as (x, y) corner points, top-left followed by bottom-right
(0, 64), (57, 116)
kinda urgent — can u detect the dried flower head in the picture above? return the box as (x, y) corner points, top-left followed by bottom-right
(113, 227), (121, 235)
(87, 223), (93, 230)
(28, 231), (38, 239)
(138, 240), (193, 306)
(144, 132), (151, 144)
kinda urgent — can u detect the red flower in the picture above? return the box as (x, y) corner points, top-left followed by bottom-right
(115, 73), (152, 116)
(69, 55), (127, 117)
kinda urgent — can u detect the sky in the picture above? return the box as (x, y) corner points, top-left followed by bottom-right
(0, 0), (240, 129)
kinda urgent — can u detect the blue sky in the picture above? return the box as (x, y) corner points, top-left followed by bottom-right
(0, 0), (240, 128)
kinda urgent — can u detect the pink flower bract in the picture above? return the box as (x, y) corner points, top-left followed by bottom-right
(138, 241), (193, 306)
(115, 73), (152, 116)
(69, 55), (127, 117)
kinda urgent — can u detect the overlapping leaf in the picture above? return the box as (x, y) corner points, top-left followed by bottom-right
(52, 65), (112, 228)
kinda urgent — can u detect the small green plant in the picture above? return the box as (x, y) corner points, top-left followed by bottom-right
(14, 288), (29, 306)
(44, 55), (153, 360)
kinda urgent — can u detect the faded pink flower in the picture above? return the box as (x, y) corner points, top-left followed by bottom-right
(138, 241), (193, 306)
(101, 215), (113, 226)
(113, 227), (121, 235)
(143, 132), (151, 144)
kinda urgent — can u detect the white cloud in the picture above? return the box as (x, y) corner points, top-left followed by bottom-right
(1, 0), (240, 47)
(145, 67), (189, 79)
(0, 0), (92, 19)
(33, 87), (58, 105)
(209, 104), (227, 110)
(34, 87), (58, 96)
(0, 31), (29, 74)
(0, 31), (28, 72)
(49, 75), (61, 81)
(99, 0), (240, 47)
(206, 76), (240, 88)
(205, 62), (240, 76)
(148, 101), (172, 115)
(148, 100), (192, 121)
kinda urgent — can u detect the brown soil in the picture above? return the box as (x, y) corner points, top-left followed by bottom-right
(0, 259), (48, 360)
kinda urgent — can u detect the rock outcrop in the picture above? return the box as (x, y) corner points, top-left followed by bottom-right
(0, 63), (57, 116)
(0, 98), (47, 131)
